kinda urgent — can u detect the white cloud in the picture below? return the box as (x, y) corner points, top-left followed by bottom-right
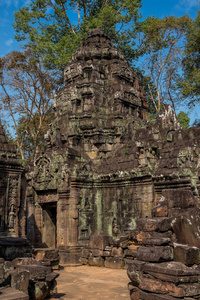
(5, 39), (13, 46)
(0, 0), (19, 7)
(174, 0), (199, 13)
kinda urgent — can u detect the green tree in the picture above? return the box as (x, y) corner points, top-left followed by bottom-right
(14, 0), (142, 72)
(179, 11), (200, 107)
(0, 49), (55, 161)
(177, 111), (190, 129)
(138, 15), (191, 115)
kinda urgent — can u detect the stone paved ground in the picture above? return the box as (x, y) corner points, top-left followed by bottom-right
(49, 265), (130, 300)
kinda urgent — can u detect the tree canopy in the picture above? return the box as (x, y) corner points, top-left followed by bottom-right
(178, 11), (200, 107)
(14, 0), (142, 71)
(0, 49), (54, 161)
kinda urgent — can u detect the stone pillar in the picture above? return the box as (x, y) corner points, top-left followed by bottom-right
(27, 195), (35, 245)
(57, 190), (69, 248)
(66, 179), (80, 246)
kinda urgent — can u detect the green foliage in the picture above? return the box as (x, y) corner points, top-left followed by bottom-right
(135, 69), (157, 123)
(0, 49), (55, 161)
(177, 111), (190, 129)
(138, 15), (191, 114)
(14, 0), (142, 72)
(124, 147), (129, 155)
(178, 11), (200, 106)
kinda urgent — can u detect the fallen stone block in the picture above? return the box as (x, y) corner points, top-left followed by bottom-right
(143, 262), (199, 277)
(174, 243), (200, 266)
(178, 283), (200, 297)
(124, 249), (137, 258)
(139, 290), (183, 300)
(145, 270), (200, 284)
(88, 256), (104, 267)
(102, 250), (111, 257)
(29, 281), (49, 300)
(136, 217), (172, 232)
(81, 248), (90, 258)
(136, 230), (173, 244)
(136, 246), (173, 262)
(171, 207), (200, 249)
(111, 247), (123, 257)
(79, 257), (88, 265)
(126, 259), (145, 286)
(10, 269), (29, 295)
(16, 265), (51, 281)
(128, 282), (140, 300)
(104, 257), (124, 269)
(142, 237), (171, 246)
(139, 277), (185, 297)
(91, 249), (103, 257)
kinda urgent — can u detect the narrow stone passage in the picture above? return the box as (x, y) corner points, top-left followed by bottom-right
(49, 266), (130, 300)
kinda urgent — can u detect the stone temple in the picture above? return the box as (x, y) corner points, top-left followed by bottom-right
(25, 29), (200, 264)
(1, 29), (200, 300)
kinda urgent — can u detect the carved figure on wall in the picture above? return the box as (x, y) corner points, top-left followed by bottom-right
(35, 157), (51, 184)
(8, 204), (16, 229)
(112, 218), (119, 236)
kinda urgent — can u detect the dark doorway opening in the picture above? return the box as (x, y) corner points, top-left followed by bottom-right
(42, 203), (57, 248)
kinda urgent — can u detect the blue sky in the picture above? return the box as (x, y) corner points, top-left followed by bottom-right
(0, 0), (199, 56)
(0, 0), (199, 123)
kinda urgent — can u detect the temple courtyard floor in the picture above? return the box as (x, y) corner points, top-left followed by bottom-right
(49, 265), (130, 299)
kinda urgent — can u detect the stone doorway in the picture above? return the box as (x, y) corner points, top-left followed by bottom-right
(42, 203), (57, 248)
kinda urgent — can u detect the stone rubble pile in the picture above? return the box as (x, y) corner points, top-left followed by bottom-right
(0, 256), (59, 300)
(126, 189), (200, 300)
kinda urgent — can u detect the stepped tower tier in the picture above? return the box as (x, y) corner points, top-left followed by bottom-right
(46, 29), (148, 156)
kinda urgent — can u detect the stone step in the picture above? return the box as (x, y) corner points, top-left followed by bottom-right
(0, 287), (29, 300)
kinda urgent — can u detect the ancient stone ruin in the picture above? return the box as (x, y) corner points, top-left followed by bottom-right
(26, 29), (200, 265)
(127, 189), (200, 299)
(1, 29), (200, 299)
(0, 123), (25, 238)
(0, 121), (59, 299)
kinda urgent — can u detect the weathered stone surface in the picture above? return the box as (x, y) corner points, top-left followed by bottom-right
(111, 247), (123, 257)
(171, 208), (200, 249)
(146, 271), (200, 284)
(91, 249), (103, 257)
(88, 256), (104, 267)
(10, 269), (29, 294)
(104, 257), (125, 269)
(0, 238), (32, 260)
(12, 257), (41, 268)
(153, 190), (198, 218)
(143, 262), (199, 276)
(142, 237), (171, 246)
(29, 281), (49, 300)
(128, 282), (140, 300)
(136, 246), (173, 262)
(0, 122), (25, 239)
(136, 218), (172, 232)
(178, 283), (200, 297)
(81, 248), (90, 258)
(88, 234), (113, 250)
(139, 290), (183, 300)
(139, 277), (185, 297)
(16, 265), (51, 281)
(174, 243), (200, 266)
(126, 259), (145, 286)
(124, 249), (137, 258)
